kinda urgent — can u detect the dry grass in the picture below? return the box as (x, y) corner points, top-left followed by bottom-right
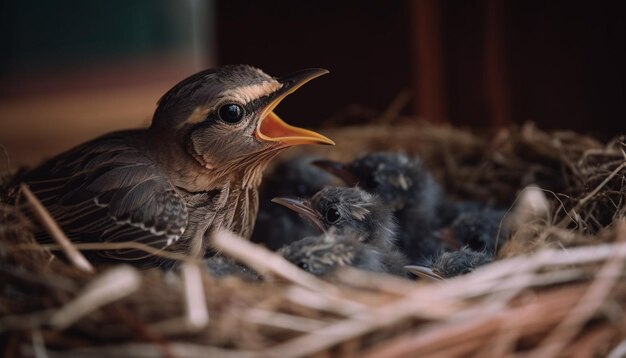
(1, 119), (625, 357)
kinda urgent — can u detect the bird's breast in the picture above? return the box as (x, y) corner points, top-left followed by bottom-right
(179, 184), (259, 251)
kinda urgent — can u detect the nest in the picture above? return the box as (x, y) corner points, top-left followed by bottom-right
(1, 120), (625, 357)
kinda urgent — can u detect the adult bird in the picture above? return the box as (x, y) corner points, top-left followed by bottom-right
(10, 65), (334, 266)
(313, 153), (451, 264)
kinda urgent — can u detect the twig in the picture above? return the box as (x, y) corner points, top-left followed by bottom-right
(149, 264), (210, 335)
(31, 328), (49, 358)
(607, 339), (626, 358)
(556, 163), (626, 228)
(182, 262), (210, 329)
(532, 221), (626, 357)
(210, 230), (339, 294)
(49, 265), (142, 330)
(15, 242), (196, 263)
(242, 308), (328, 332)
(43, 343), (259, 358)
(20, 184), (94, 273)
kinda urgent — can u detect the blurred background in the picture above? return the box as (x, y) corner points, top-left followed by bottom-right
(0, 0), (624, 167)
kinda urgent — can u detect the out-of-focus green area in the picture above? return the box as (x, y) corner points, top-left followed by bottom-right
(1, 0), (202, 76)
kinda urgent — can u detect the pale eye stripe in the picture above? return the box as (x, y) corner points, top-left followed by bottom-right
(220, 81), (283, 104)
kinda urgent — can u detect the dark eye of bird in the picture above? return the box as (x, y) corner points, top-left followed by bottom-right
(218, 103), (244, 123)
(325, 207), (341, 224)
(298, 262), (309, 270)
(365, 174), (379, 189)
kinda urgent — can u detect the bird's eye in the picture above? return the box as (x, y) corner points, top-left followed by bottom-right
(218, 103), (244, 123)
(365, 174), (379, 189)
(325, 207), (341, 224)
(298, 262), (309, 270)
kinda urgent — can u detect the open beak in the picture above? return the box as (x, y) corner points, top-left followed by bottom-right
(256, 68), (335, 146)
(271, 197), (325, 233)
(404, 265), (445, 282)
(312, 159), (359, 186)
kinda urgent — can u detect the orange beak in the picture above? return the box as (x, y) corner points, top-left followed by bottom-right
(256, 68), (335, 146)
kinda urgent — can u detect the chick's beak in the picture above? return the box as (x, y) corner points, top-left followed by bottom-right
(256, 69), (335, 146)
(404, 265), (445, 282)
(312, 160), (359, 186)
(271, 197), (325, 233)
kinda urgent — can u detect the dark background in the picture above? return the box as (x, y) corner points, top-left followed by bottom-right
(0, 0), (624, 166)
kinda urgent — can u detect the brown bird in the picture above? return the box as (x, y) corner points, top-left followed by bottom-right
(12, 65), (334, 266)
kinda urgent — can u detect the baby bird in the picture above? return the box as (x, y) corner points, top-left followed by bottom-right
(273, 186), (408, 277)
(272, 186), (398, 249)
(314, 153), (451, 264)
(203, 256), (259, 281)
(405, 247), (492, 280)
(251, 156), (335, 250)
(278, 232), (408, 277)
(450, 209), (507, 254)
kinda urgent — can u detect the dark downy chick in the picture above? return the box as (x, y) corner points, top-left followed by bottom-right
(272, 186), (398, 250)
(405, 247), (492, 280)
(278, 232), (408, 277)
(251, 156), (335, 250)
(314, 153), (451, 264)
(203, 256), (260, 281)
(450, 209), (507, 255)
(273, 186), (408, 276)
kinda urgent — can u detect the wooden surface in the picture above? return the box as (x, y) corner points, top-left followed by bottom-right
(0, 57), (198, 168)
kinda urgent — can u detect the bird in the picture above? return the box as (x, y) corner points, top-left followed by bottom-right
(449, 209), (507, 254)
(272, 186), (408, 277)
(278, 232), (408, 277)
(203, 256), (259, 281)
(271, 186), (398, 250)
(251, 156), (336, 250)
(313, 152), (452, 265)
(405, 247), (492, 281)
(8, 65), (335, 267)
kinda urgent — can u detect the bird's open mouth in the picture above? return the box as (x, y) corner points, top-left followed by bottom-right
(256, 69), (335, 146)
(271, 197), (326, 233)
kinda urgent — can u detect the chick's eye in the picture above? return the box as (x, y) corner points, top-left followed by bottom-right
(218, 104), (244, 123)
(364, 174), (379, 189)
(325, 208), (341, 224)
(298, 262), (309, 270)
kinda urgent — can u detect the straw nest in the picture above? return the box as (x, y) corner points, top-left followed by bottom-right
(1, 118), (625, 358)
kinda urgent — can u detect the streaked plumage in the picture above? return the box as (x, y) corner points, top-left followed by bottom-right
(10, 65), (334, 266)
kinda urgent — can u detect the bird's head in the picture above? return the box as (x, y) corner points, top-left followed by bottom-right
(151, 65), (334, 177)
(313, 153), (424, 211)
(278, 233), (360, 275)
(272, 187), (396, 246)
